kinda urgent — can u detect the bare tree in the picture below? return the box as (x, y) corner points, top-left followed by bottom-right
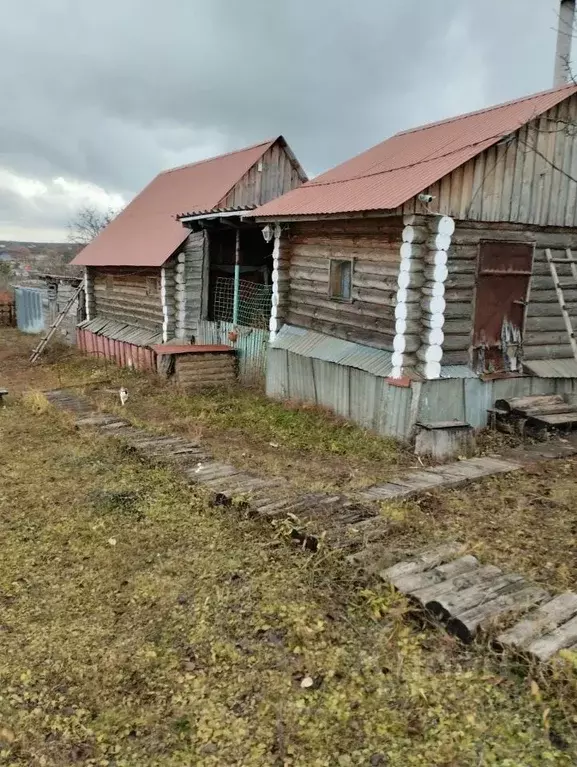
(67, 206), (119, 245)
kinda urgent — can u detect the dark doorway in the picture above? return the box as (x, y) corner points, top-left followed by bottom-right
(472, 241), (534, 374)
(207, 226), (273, 327)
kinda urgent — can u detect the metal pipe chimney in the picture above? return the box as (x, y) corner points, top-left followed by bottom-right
(554, 0), (576, 86)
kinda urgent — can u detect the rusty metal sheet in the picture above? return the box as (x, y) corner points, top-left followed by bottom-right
(473, 242), (533, 374)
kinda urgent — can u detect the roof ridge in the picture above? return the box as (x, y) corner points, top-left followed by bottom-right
(159, 137), (278, 176)
(396, 83), (577, 137)
(305, 134), (502, 189)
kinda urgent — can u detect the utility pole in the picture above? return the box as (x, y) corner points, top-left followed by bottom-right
(554, 0), (576, 87)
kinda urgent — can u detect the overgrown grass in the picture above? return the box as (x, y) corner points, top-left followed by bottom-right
(0, 329), (411, 491)
(399, 459), (577, 593)
(1, 399), (577, 765)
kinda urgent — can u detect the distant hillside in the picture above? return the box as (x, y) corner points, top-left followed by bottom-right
(0, 241), (82, 277)
(0, 241), (82, 263)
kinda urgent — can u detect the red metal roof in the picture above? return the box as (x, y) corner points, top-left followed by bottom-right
(253, 84), (577, 218)
(73, 138), (278, 267)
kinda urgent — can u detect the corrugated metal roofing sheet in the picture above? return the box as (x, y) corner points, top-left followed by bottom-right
(73, 139), (278, 268)
(253, 83), (577, 218)
(522, 358), (577, 378)
(78, 318), (163, 347)
(271, 324), (393, 378)
(440, 365), (478, 379)
(177, 205), (257, 220)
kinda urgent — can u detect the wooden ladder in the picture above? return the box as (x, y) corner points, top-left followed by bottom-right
(29, 283), (84, 364)
(545, 247), (577, 362)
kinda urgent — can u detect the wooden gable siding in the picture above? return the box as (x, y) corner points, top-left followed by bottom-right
(443, 221), (577, 365)
(175, 232), (207, 339)
(398, 94), (577, 228)
(285, 217), (404, 350)
(92, 267), (165, 331)
(221, 141), (304, 209)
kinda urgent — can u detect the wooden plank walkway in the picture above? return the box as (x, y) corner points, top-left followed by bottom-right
(45, 389), (577, 662)
(348, 541), (577, 660)
(360, 445), (577, 502)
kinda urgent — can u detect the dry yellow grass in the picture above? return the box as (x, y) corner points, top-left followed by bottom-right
(1, 399), (577, 765)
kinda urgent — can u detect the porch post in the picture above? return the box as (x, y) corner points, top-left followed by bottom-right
(232, 227), (240, 325)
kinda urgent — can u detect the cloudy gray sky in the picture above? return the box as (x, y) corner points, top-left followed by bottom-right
(0, 0), (566, 241)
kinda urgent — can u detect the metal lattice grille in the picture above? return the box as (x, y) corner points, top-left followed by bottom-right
(213, 276), (272, 329)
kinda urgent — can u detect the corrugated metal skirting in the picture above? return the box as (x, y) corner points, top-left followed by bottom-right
(196, 320), (268, 384)
(14, 286), (44, 333)
(77, 328), (157, 371)
(266, 348), (413, 440)
(417, 376), (577, 429)
(267, 346), (577, 439)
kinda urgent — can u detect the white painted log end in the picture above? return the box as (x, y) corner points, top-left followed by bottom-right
(422, 313), (445, 330)
(425, 249), (449, 267)
(395, 303), (409, 321)
(393, 335), (407, 354)
(422, 327), (444, 346)
(397, 271), (411, 290)
(436, 215), (456, 237)
(395, 318), (407, 335)
(400, 242), (426, 260)
(391, 351), (404, 368)
(423, 282), (446, 299)
(428, 233), (451, 252)
(422, 361), (441, 379)
(402, 225), (428, 245)
(391, 365), (404, 379)
(417, 344), (443, 364)
(424, 264), (449, 283)
(400, 255), (425, 274)
(421, 296), (446, 315)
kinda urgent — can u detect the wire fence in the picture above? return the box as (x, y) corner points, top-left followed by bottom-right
(212, 276), (272, 329)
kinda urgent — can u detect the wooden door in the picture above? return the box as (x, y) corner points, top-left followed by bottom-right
(472, 241), (533, 374)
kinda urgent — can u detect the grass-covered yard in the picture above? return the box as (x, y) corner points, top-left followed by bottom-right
(0, 329), (412, 493)
(1, 397), (577, 766)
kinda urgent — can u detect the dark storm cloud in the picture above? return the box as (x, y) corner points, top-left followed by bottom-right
(0, 0), (564, 238)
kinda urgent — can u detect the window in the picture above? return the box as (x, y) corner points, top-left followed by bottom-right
(146, 276), (159, 296)
(329, 259), (353, 301)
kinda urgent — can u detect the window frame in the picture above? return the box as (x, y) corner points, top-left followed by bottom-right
(145, 276), (159, 297)
(328, 258), (354, 302)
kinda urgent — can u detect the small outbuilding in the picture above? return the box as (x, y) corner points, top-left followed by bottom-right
(251, 83), (577, 438)
(72, 137), (306, 378)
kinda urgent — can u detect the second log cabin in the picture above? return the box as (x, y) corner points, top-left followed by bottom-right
(251, 83), (577, 438)
(72, 137), (306, 377)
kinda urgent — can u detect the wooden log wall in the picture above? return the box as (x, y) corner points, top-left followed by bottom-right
(445, 221), (577, 365)
(92, 268), (164, 331)
(174, 352), (236, 389)
(269, 225), (289, 341)
(284, 217), (405, 350)
(161, 259), (176, 342)
(175, 232), (206, 340)
(85, 268), (96, 320)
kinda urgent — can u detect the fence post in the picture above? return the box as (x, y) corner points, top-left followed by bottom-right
(232, 228), (240, 326)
